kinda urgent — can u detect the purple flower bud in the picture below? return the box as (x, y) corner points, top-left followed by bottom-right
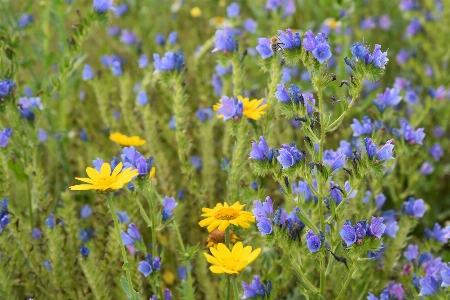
(404, 244), (419, 261)
(306, 230), (321, 253)
(138, 261), (153, 277)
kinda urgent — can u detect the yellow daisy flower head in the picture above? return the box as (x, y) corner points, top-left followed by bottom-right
(324, 18), (342, 31)
(109, 132), (146, 147)
(198, 201), (255, 232)
(213, 96), (267, 121)
(69, 162), (138, 193)
(239, 96), (267, 120)
(204, 242), (261, 275)
(205, 229), (240, 249)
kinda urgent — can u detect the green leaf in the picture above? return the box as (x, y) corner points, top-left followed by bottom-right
(120, 276), (133, 300)
(8, 159), (28, 182)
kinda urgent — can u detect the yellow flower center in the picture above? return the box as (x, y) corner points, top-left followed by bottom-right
(215, 208), (239, 220)
(223, 260), (239, 271)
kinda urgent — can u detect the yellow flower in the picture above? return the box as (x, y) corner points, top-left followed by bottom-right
(204, 242), (261, 275)
(324, 18), (341, 30)
(190, 7), (202, 18)
(198, 201), (255, 232)
(205, 229), (240, 249)
(109, 132), (146, 147)
(149, 166), (156, 178)
(239, 96), (267, 120)
(213, 96), (267, 121)
(69, 162), (138, 193)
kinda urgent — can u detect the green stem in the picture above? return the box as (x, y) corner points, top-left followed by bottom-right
(173, 220), (194, 300)
(290, 255), (319, 294)
(335, 269), (355, 300)
(133, 194), (152, 227)
(316, 87), (326, 298)
(105, 194), (137, 300)
(231, 277), (240, 300)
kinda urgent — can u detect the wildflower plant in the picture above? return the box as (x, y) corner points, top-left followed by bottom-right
(1, 1), (450, 300)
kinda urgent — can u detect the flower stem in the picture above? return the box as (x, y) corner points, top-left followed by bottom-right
(289, 254), (319, 294)
(173, 220), (194, 300)
(316, 87), (326, 298)
(133, 194), (152, 227)
(231, 277), (240, 300)
(335, 268), (355, 300)
(105, 194), (137, 300)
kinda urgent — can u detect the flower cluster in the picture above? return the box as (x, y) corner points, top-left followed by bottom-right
(277, 142), (305, 169)
(241, 275), (272, 299)
(0, 79), (15, 98)
(303, 30), (332, 64)
(350, 42), (389, 69)
(121, 146), (156, 178)
(153, 51), (185, 74)
(351, 116), (373, 137)
(364, 138), (395, 161)
(249, 136), (276, 163)
(398, 119), (425, 145)
(18, 97), (43, 121)
(138, 254), (162, 277)
(0, 197), (10, 233)
(0, 127), (13, 148)
(340, 217), (386, 247)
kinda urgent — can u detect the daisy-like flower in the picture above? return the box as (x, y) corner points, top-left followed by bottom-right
(109, 132), (146, 146)
(205, 229), (240, 249)
(198, 201), (255, 232)
(69, 162), (138, 193)
(213, 96), (267, 121)
(204, 242), (261, 275)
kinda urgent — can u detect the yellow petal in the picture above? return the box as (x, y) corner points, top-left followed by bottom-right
(207, 219), (223, 232)
(217, 220), (230, 231)
(111, 162), (124, 177)
(198, 217), (214, 227)
(246, 248), (261, 264)
(74, 177), (93, 183)
(69, 184), (94, 191)
(86, 167), (101, 180)
(100, 163), (111, 176)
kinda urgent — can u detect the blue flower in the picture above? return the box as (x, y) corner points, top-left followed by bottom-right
(44, 261), (52, 272)
(351, 43), (389, 69)
(374, 193), (386, 210)
(114, 3), (129, 17)
(399, 119), (425, 145)
(376, 139), (394, 160)
(396, 49), (409, 65)
(340, 224), (356, 247)
(162, 197), (178, 221)
(325, 153), (346, 172)
(278, 28), (301, 50)
(218, 96), (237, 121)
(79, 246), (90, 258)
(117, 211), (130, 224)
(46, 213), (55, 229)
(330, 181), (356, 204)
(242, 275), (266, 299)
(79, 228), (94, 242)
(256, 217), (273, 236)
(92, 0), (114, 13)
(226, 2), (240, 18)
(292, 180), (314, 202)
(253, 196), (274, 220)
(420, 162), (434, 175)
(190, 156), (202, 171)
(404, 244), (419, 261)
(155, 33), (165, 46)
(304, 94), (315, 115)
(163, 288), (173, 300)
(195, 108), (213, 122)
(32, 228), (42, 240)
(440, 266), (450, 287)
(306, 230), (321, 253)
(274, 84), (291, 103)
(243, 18), (257, 33)
(80, 205), (93, 219)
(178, 266), (187, 280)
(138, 261), (152, 277)
(277, 143), (304, 169)
(407, 18), (422, 37)
(107, 26), (121, 36)
(303, 30), (331, 63)
(0, 127), (12, 148)
(152, 256), (161, 270)
(403, 197), (426, 218)
(121, 146), (154, 177)
(351, 116), (372, 136)
(136, 91), (148, 106)
(419, 276), (440, 296)
(82, 64), (94, 81)
(211, 75), (223, 96)
(372, 88), (402, 113)
(0, 79), (15, 98)
(166, 32), (177, 45)
(215, 63), (232, 76)
(212, 27), (236, 53)
(405, 89), (418, 104)
(138, 54), (149, 68)
(430, 143), (443, 161)
(425, 223), (448, 243)
(368, 217), (386, 239)
(121, 223), (141, 246)
(400, 0), (417, 11)
(249, 136), (272, 162)
(18, 14), (34, 29)
(153, 51), (184, 73)
(255, 38), (273, 59)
